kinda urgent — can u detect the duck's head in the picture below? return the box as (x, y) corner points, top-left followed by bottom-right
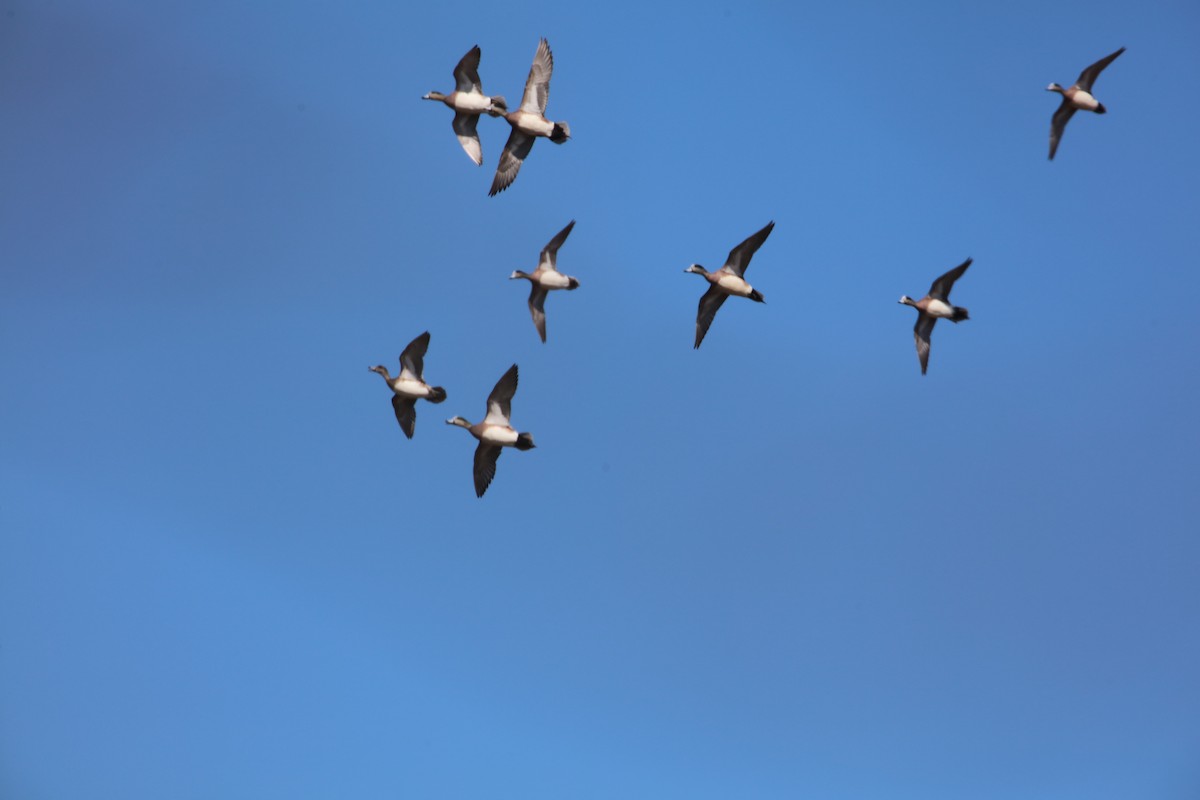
(684, 264), (707, 276)
(1046, 82), (1064, 93)
(898, 295), (916, 307)
(445, 416), (472, 429)
(368, 365), (391, 378)
(510, 270), (531, 280)
(422, 91), (447, 101)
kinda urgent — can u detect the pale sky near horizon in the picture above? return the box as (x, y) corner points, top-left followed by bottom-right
(3, 1), (1200, 798)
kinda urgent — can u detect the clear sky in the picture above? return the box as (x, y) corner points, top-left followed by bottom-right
(3, 1), (1200, 797)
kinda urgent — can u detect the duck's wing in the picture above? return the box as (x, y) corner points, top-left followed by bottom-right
(928, 258), (972, 301)
(694, 284), (728, 349)
(453, 45), (483, 93)
(914, 313), (937, 375)
(473, 443), (502, 497)
(1049, 98), (1077, 161)
(489, 129), (535, 196)
(538, 219), (575, 271)
(484, 363), (519, 425)
(519, 38), (554, 115)
(452, 112), (483, 166)
(391, 395), (417, 438)
(1075, 46), (1125, 93)
(528, 286), (549, 343)
(723, 221), (775, 277)
(398, 331), (431, 380)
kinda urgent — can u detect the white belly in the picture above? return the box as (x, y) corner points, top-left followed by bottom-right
(393, 378), (430, 398)
(716, 274), (753, 296)
(481, 426), (518, 446)
(514, 113), (554, 137)
(925, 299), (955, 318)
(1070, 90), (1100, 111)
(538, 271), (573, 290)
(451, 92), (492, 113)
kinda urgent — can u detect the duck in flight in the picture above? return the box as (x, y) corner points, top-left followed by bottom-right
(898, 258), (972, 375)
(422, 45), (507, 166)
(446, 364), (536, 497)
(684, 221), (775, 349)
(489, 38), (570, 196)
(510, 220), (580, 342)
(369, 331), (448, 438)
(1046, 47), (1125, 160)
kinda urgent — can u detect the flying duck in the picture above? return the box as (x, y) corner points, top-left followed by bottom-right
(446, 364), (536, 497)
(369, 331), (448, 438)
(422, 45), (507, 166)
(684, 221), (775, 349)
(898, 258), (972, 375)
(1047, 47), (1125, 160)
(510, 220), (580, 342)
(489, 38), (570, 196)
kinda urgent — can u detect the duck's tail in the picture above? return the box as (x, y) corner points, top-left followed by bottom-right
(951, 306), (969, 323)
(550, 121), (570, 143)
(567, 277), (580, 290)
(427, 386), (447, 403)
(515, 432), (537, 450)
(749, 288), (765, 303)
(1094, 102), (1107, 114)
(488, 96), (508, 116)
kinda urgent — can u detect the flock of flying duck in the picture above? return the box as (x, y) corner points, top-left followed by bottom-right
(376, 40), (1126, 497)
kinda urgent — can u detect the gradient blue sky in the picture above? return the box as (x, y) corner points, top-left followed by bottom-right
(4, 1), (1200, 797)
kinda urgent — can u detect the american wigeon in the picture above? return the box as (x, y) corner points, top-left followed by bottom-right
(423, 45), (507, 166)
(1047, 47), (1125, 160)
(446, 364), (536, 497)
(489, 38), (570, 196)
(684, 221), (775, 349)
(898, 258), (972, 375)
(509, 220), (580, 342)
(369, 331), (448, 438)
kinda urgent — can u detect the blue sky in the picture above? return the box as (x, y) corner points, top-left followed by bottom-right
(3, 1), (1200, 797)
